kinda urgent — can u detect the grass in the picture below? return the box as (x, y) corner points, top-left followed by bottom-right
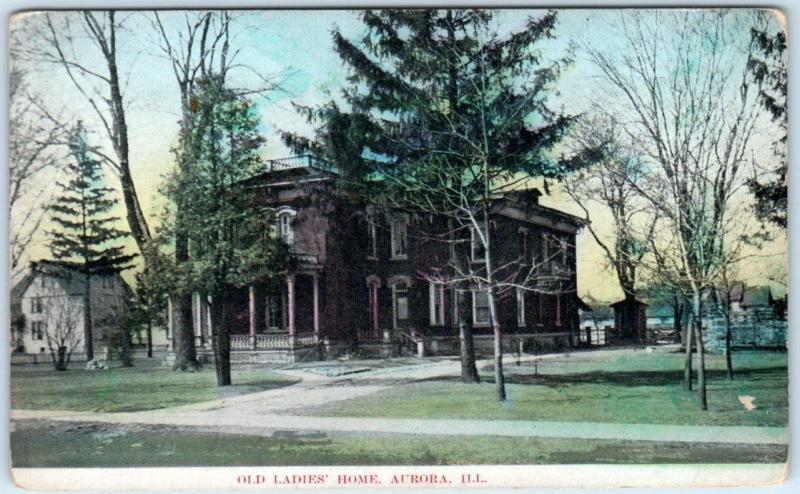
(303, 350), (788, 427)
(10, 360), (300, 413)
(11, 421), (787, 467)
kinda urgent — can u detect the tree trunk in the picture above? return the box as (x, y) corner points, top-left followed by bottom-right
(209, 296), (232, 386)
(120, 327), (133, 367)
(457, 285), (479, 383)
(683, 317), (693, 392)
(146, 318), (153, 358)
(105, 12), (151, 251)
(171, 293), (200, 370)
(83, 273), (94, 361)
(724, 314), (734, 380)
(55, 346), (67, 371)
(673, 298), (684, 344)
(692, 291), (708, 410)
(487, 286), (506, 401)
(171, 219), (200, 370)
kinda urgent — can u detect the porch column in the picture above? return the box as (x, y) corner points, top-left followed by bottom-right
(312, 273), (320, 342)
(287, 275), (296, 338)
(249, 285), (257, 350)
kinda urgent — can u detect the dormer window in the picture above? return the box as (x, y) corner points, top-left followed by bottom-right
(390, 216), (408, 260)
(275, 208), (296, 246)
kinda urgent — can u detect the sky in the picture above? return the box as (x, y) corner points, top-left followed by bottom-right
(9, 8), (788, 302)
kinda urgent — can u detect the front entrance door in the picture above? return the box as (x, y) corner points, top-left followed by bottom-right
(391, 279), (412, 333)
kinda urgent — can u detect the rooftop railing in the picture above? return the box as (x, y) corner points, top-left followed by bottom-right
(264, 154), (339, 174)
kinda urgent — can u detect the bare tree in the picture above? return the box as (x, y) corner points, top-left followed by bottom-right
(41, 287), (84, 371)
(8, 65), (67, 278)
(563, 112), (657, 343)
(17, 11), (152, 252)
(588, 11), (767, 410)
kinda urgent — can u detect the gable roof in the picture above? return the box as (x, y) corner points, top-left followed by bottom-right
(10, 272), (34, 307)
(16, 259), (133, 298)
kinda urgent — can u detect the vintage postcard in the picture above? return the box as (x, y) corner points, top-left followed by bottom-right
(7, 6), (789, 490)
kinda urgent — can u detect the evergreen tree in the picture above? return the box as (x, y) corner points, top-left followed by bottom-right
(747, 17), (787, 229)
(48, 124), (135, 361)
(163, 76), (287, 386)
(284, 9), (592, 400)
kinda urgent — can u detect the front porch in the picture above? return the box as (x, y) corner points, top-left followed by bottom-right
(172, 255), (326, 364)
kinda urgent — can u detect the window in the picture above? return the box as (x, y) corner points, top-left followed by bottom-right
(429, 282), (445, 326)
(390, 217), (408, 259)
(275, 209), (296, 246)
(367, 277), (381, 331)
(30, 297), (43, 314)
(367, 220), (377, 259)
(31, 321), (45, 340)
(472, 289), (490, 326)
(471, 225), (486, 262)
(560, 236), (568, 264)
(448, 221), (457, 263)
(516, 288), (526, 327)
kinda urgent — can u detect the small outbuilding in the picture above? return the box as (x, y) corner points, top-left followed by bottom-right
(610, 297), (648, 344)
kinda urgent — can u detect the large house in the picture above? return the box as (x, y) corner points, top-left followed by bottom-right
(10, 260), (131, 360)
(174, 155), (585, 363)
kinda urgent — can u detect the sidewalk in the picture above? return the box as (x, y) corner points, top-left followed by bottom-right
(11, 408), (788, 445)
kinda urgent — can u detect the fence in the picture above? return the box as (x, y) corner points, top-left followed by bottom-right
(707, 309), (787, 353)
(579, 326), (610, 346)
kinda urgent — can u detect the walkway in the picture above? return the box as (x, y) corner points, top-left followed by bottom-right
(11, 408), (787, 445)
(11, 349), (787, 446)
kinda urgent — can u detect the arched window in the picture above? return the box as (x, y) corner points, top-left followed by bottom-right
(275, 208), (297, 246)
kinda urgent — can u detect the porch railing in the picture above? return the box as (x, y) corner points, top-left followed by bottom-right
(229, 333), (318, 350)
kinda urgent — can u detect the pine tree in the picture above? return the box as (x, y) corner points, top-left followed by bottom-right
(747, 17), (787, 229)
(49, 124), (135, 361)
(284, 9), (592, 400)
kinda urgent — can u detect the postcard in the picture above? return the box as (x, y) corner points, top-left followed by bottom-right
(7, 6), (788, 490)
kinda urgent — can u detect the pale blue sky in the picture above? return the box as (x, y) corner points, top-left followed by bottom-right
(9, 9), (786, 300)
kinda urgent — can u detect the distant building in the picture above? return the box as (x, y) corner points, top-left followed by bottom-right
(725, 283), (787, 322)
(10, 260), (131, 358)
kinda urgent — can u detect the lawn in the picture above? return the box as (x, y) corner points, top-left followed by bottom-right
(302, 350), (788, 427)
(10, 361), (300, 412)
(11, 420), (787, 467)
